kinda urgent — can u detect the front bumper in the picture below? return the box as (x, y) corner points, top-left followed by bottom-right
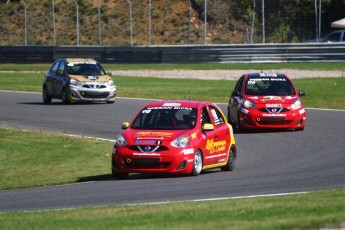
(112, 146), (196, 175)
(239, 107), (306, 129)
(68, 85), (116, 102)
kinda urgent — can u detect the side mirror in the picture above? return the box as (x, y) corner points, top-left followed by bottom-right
(56, 70), (64, 76)
(298, 90), (305, 96)
(107, 71), (112, 76)
(121, 122), (130, 130)
(232, 90), (241, 97)
(202, 123), (214, 131)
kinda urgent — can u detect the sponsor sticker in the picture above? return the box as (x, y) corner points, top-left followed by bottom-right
(266, 103), (282, 108)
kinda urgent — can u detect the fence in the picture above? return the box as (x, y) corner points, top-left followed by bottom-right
(1, 0), (345, 46)
(1, 43), (345, 64)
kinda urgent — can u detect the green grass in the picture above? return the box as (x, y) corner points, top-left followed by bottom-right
(0, 129), (112, 190)
(1, 72), (344, 109)
(0, 186), (344, 230)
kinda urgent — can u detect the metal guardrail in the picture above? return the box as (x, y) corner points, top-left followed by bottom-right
(1, 43), (345, 64)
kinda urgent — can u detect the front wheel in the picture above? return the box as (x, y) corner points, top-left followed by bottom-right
(191, 150), (203, 176)
(42, 87), (52, 104)
(221, 146), (236, 171)
(61, 88), (70, 104)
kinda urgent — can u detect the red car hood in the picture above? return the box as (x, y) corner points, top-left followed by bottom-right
(246, 95), (299, 106)
(123, 129), (190, 142)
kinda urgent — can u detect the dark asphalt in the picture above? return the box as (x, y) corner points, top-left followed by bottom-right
(1, 90), (345, 212)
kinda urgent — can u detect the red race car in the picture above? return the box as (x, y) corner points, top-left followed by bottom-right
(112, 100), (236, 179)
(227, 73), (306, 132)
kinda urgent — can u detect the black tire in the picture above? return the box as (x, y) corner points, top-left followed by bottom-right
(221, 146), (236, 171)
(61, 88), (70, 104)
(42, 86), (52, 104)
(234, 112), (243, 133)
(112, 172), (129, 180)
(191, 150), (203, 176)
(106, 100), (115, 104)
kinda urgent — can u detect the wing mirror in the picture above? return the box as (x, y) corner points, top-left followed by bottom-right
(298, 90), (305, 96)
(202, 123), (214, 131)
(232, 90), (241, 97)
(121, 122), (130, 130)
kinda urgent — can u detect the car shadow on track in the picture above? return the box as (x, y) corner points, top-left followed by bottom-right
(76, 170), (221, 182)
(234, 128), (301, 134)
(18, 101), (111, 106)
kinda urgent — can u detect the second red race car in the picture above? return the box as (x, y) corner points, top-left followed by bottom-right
(112, 100), (236, 179)
(227, 73), (306, 132)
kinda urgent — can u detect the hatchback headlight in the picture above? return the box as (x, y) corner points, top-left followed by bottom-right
(291, 99), (302, 110)
(171, 135), (190, 148)
(115, 134), (127, 146)
(70, 78), (81, 85)
(108, 79), (114, 86)
(243, 99), (256, 108)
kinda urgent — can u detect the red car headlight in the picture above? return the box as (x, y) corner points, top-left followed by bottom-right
(115, 134), (127, 146)
(291, 99), (302, 110)
(243, 99), (256, 108)
(171, 134), (190, 148)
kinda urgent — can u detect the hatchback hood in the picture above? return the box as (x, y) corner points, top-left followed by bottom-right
(69, 74), (111, 82)
(124, 129), (190, 142)
(247, 95), (299, 105)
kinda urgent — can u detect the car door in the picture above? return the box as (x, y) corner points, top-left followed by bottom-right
(201, 105), (229, 166)
(55, 60), (67, 98)
(45, 61), (60, 97)
(229, 75), (244, 124)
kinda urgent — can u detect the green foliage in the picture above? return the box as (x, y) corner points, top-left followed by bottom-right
(1, 0), (345, 45)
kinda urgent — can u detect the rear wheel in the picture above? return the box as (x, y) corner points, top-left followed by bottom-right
(61, 88), (70, 104)
(42, 86), (52, 104)
(221, 146), (236, 171)
(191, 150), (203, 176)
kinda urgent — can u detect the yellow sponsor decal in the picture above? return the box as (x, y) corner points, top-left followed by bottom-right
(191, 133), (197, 139)
(206, 139), (227, 154)
(136, 132), (173, 138)
(261, 96), (284, 102)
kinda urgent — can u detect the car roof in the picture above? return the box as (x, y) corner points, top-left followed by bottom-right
(64, 58), (97, 63)
(246, 73), (288, 79)
(144, 100), (211, 108)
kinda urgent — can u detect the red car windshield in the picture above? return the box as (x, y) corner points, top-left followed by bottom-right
(245, 76), (295, 96)
(131, 107), (197, 130)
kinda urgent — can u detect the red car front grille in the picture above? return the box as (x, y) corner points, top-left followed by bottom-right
(124, 157), (171, 169)
(258, 117), (292, 125)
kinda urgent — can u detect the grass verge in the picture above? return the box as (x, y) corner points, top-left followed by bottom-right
(0, 187), (344, 230)
(0, 129), (112, 190)
(0, 72), (344, 109)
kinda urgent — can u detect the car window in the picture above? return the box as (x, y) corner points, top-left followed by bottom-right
(209, 106), (225, 126)
(201, 106), (212, 126)
(131, 107), (197, 130)
(57, 61), (66, 74)
(66, 62), (106, 75)
(245, 76), (295, 96)
(234, 76), (244, 93)
(50, 61), (60, 73)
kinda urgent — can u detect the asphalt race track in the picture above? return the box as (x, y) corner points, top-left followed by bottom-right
(1, 90), (345, 212)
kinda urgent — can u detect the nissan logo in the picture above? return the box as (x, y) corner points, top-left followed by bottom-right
(144, 146), (151, 151)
